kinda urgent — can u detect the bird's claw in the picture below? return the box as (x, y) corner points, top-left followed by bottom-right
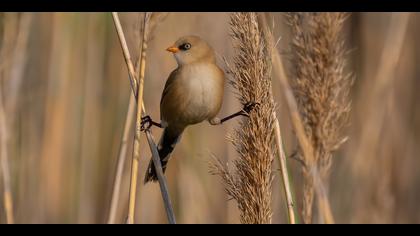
(140, 115), (153, 131)
(240, 102), (260, 116)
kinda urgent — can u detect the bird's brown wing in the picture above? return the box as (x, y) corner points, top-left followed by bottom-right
(160, 68), (180, 122)
(160, 68), (179, 106)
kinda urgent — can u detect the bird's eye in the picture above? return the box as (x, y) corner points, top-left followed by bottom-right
(180, 43), (191, 51)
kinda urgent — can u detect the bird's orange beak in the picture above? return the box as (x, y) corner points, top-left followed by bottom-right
(166, 46), (179, 53)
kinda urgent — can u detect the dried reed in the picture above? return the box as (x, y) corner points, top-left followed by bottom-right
(353, 13), (411, 173)
(350, 13), (411, 223)
(286, 12), (352, 223)
(111, 12), (175, 224)
(128, 12), (149, 225)
(107, 93), (135, 224)
(0, 13), (15, 225)
(211, 12), (275, 224)
(273, 114), (296, 224)
(271, 30), (335, 224)
(0, 12), (32, 224)
(260, 12), (336, 224)
(0, 77), (14, 224)
(108, 13), (169, 224)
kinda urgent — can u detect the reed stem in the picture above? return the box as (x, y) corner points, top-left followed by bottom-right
(111, 12), (176, 224)
(0, 85), (14, 224)
(273, 113), (296, 224)
(107, 93), (135, 224)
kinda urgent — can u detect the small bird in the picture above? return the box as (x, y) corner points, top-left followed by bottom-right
(142, 35), (256, 184)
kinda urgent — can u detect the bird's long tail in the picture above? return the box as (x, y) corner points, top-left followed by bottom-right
(144, 127), (183, 184)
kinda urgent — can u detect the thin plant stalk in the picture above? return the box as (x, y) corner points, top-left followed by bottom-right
(111, 12), (139, 98)
(258, 13), (297, 224)
(108, 36), (145, 223)
(108, 13), (148, 224)
(107, 93), (135, 224)
(0, 86), (14, 224)
(127, 12), (150, 225)
(111, 12), (145, 224)
(273, 113), (296, 224)
(112, 12), (146, 225)
(111, 12), (176, 224)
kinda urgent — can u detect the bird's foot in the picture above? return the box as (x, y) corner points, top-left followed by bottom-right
(240, 102), (260, 117)
(140, 115), (153, 131)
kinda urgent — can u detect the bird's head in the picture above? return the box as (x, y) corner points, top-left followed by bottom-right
(166, 35), (215, 66)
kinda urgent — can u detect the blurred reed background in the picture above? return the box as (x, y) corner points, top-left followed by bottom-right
(0, 12), (419, 224)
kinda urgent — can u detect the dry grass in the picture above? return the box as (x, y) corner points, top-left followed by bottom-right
(272, 114), (296, 224)
(264, 13), (336, 224)
(0, 71), (14, 224)
(0, 12), (419, 224)
(111, 12), (149, 224)
(107, 89), (135, 224)
(211, 12), (275, 224)
(0, 12), (33, 224)
(110, 12), (175, 224)
(349, 13), (411, 223)
(0, 13), (16, 225)
(108, 13), (170, 224)
(286, 12), (352, 223)
(128, 12), (149, 225)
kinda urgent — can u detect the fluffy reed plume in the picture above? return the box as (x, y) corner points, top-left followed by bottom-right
(286, 12), (352, 223)
(211, 12), (275, 224)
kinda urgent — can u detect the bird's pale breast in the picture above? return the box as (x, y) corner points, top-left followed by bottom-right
(161, 63), (224, 126)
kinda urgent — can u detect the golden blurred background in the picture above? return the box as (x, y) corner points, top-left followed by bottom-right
(0, 12), (419, 223)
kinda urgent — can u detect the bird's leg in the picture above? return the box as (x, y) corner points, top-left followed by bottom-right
(218, 102), (259, 124)
(141, 115), (162, 131)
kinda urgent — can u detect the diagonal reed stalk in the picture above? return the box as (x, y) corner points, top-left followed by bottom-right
(273, 113), (296, 224)
(107, 93), (135, 224)
(111, 12), (142, 224)
(111, 13), (139, 97)
(111, 12), (175, 224)
(108, 13), (169, 223)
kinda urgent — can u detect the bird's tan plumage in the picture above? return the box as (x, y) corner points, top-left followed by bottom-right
(145, 35), (225, 183)
(161, 63), (225, 127)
